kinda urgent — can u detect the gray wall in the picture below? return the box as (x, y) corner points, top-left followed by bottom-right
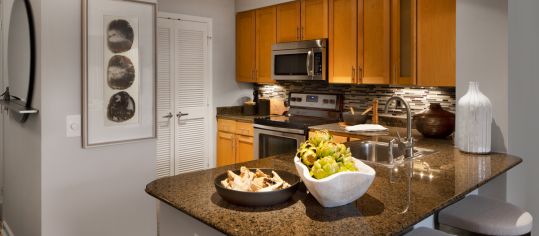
(2, 0), (42, 235)
(235, 0), (292, 12)
(507, 0), (539, 233)
(159, 0), (253, 107)
(39, 0), (157, 236)
(456, 0), (510, 200)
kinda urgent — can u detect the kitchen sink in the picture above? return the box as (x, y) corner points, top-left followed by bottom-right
(345, 140), (436, 166)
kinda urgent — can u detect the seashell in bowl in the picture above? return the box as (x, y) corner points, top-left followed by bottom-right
(294, 156), (376, 208)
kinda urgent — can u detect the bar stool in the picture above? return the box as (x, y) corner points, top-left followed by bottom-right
(405, 227), (455, 236)
(437, 195), (533, 235)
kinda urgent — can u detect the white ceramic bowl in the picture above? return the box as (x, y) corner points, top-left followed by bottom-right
(294, 156), (376, 208)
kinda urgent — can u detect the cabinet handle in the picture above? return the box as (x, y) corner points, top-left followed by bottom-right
(162, 112), (173, 119)
(176, 112), (189, 119)
(301, 26), (305, 39)
(393, 64), (397, 83)
(358, 66), (363, 84)
(297, 27), (300, 40)
(352, 67), (356, 83)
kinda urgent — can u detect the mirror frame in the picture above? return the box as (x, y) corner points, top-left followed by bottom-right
(7, 0), (37, 122)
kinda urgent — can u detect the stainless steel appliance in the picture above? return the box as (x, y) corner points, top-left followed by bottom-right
(254, 93), (343, 159)
(271, 39), (327, 81)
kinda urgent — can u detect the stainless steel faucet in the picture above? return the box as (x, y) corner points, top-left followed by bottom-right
(384, 96), (414, 159)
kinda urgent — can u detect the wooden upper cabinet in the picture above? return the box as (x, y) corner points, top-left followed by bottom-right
(329, 0), (358, 84)
(361, 0), (391, 84)
(277, 1), (301, 43)
(236, 11), (256, 83)
(302, 0), (329, 40)
(391, 0), (417, 85)
(417, 0), (455, 87)
(256, 7), (277, 84)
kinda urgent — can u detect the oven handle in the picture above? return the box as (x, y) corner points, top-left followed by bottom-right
(253, 124), (306, 135)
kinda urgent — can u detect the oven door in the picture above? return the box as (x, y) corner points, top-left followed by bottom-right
(254, 125), (306, 159)
(272, 48), (326, 81)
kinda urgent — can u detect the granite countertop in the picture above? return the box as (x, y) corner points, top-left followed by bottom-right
(146, 134), (522, 235)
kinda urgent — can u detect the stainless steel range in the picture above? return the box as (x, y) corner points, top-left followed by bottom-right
(254, 93), (343, 159)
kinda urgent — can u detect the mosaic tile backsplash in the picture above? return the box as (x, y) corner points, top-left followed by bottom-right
(257, 81), (456, 115)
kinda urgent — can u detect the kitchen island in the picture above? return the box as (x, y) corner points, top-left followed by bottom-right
(146, 132), (522, 235)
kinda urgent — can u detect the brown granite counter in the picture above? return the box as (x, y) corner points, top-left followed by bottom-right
(216, 114), (258, 123)
(146, 135), (521, 235)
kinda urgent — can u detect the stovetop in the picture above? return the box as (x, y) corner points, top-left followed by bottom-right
(254, 93), (344, 131)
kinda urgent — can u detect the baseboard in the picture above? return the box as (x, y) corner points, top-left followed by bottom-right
(3, 220), (14, 236)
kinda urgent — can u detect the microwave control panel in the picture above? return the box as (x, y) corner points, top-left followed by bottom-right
(314, 52), (323, 75)
(289, 93), (338, 110)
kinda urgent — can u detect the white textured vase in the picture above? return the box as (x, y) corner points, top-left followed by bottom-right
(456, 82), (492, 154)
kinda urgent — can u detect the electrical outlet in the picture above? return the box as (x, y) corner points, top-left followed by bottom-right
(66, 115), (81, 137)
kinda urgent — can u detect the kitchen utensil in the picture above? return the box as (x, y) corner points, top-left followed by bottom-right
(350, 107), (355, 114)
(342, 112), (368, 125)
(345, 124), (388, 132)
(270, 98), (287, 115)
(413, 103), (455, 138)
(257, 98), (270, 116)
(294, 157), (375, 208)
(361, 106), (373, 115)
(372, 99), (379, 124)
(242, 101), (256, 116)
(214, 169), (300, 207)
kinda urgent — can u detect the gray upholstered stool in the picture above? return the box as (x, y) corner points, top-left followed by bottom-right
(405, 227), (455, 236)
(438, 195), (533, 236)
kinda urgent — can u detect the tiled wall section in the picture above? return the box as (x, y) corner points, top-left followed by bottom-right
(258, 81), (456, 114)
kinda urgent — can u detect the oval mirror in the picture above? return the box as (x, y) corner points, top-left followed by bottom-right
(5, 0), (36, 122)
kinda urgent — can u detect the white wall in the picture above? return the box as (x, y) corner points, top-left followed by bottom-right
(39, 0), (157, 236)
(507, 0), (539, 233)
(2, 0), (42, 235)
(235, 0), (292, 12)
(159, 0), (253, 108)
(456, 0), (510, 200)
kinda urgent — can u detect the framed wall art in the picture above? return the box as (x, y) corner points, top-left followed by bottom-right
(82, 0), (156, 148)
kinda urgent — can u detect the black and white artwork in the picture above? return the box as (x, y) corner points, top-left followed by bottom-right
(107, 55), (135, 90)
(107, 19), (134, 53)
(107, 91), (136, 122)
(103, 15), (139, 126)
(83, 0), (155, 148)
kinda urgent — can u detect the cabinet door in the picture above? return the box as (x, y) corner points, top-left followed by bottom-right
(256, 7), (277, 84)
(236, 11), (256, 83)
(329, 0), (357, 84)
(217, 132), (236, 167)
(361, 0), (391, 84)
(391, 0), (417, 85)
(301, 0), (329, 40)
(417, 0), (455, 86)
(236, 135), (254, 163)
(277, 1), (301, 43)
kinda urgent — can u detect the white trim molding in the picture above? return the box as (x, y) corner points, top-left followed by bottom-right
(3, 221), (14, 236)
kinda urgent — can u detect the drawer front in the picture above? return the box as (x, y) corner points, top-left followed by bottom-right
(218, 119), (237, 133)
(235, 121), (254, 137)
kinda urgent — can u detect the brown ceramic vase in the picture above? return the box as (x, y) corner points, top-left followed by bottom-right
(413, 103), (455, 138)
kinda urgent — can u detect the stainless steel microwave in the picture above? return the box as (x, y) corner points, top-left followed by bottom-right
(271, 39), (327, 81)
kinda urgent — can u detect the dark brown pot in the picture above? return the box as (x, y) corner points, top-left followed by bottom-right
(413, 103), (455, 138)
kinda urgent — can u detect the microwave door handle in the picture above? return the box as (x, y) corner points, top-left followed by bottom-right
(310, 50), (315, 78)
(306, 50), (312, 77)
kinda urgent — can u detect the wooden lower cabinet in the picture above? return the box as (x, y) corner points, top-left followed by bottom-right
(217, 119), (255, 167)
(236, 135), (254, 163)
(217, 131), (236, 167)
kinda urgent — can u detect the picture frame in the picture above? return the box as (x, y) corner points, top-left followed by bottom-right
(82, 0), (157, 148)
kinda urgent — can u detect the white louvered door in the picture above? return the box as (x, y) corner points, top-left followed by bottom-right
(156, 16), (211, 177)
(173, 20), (210, 174)
(156, 18), (175, 178)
